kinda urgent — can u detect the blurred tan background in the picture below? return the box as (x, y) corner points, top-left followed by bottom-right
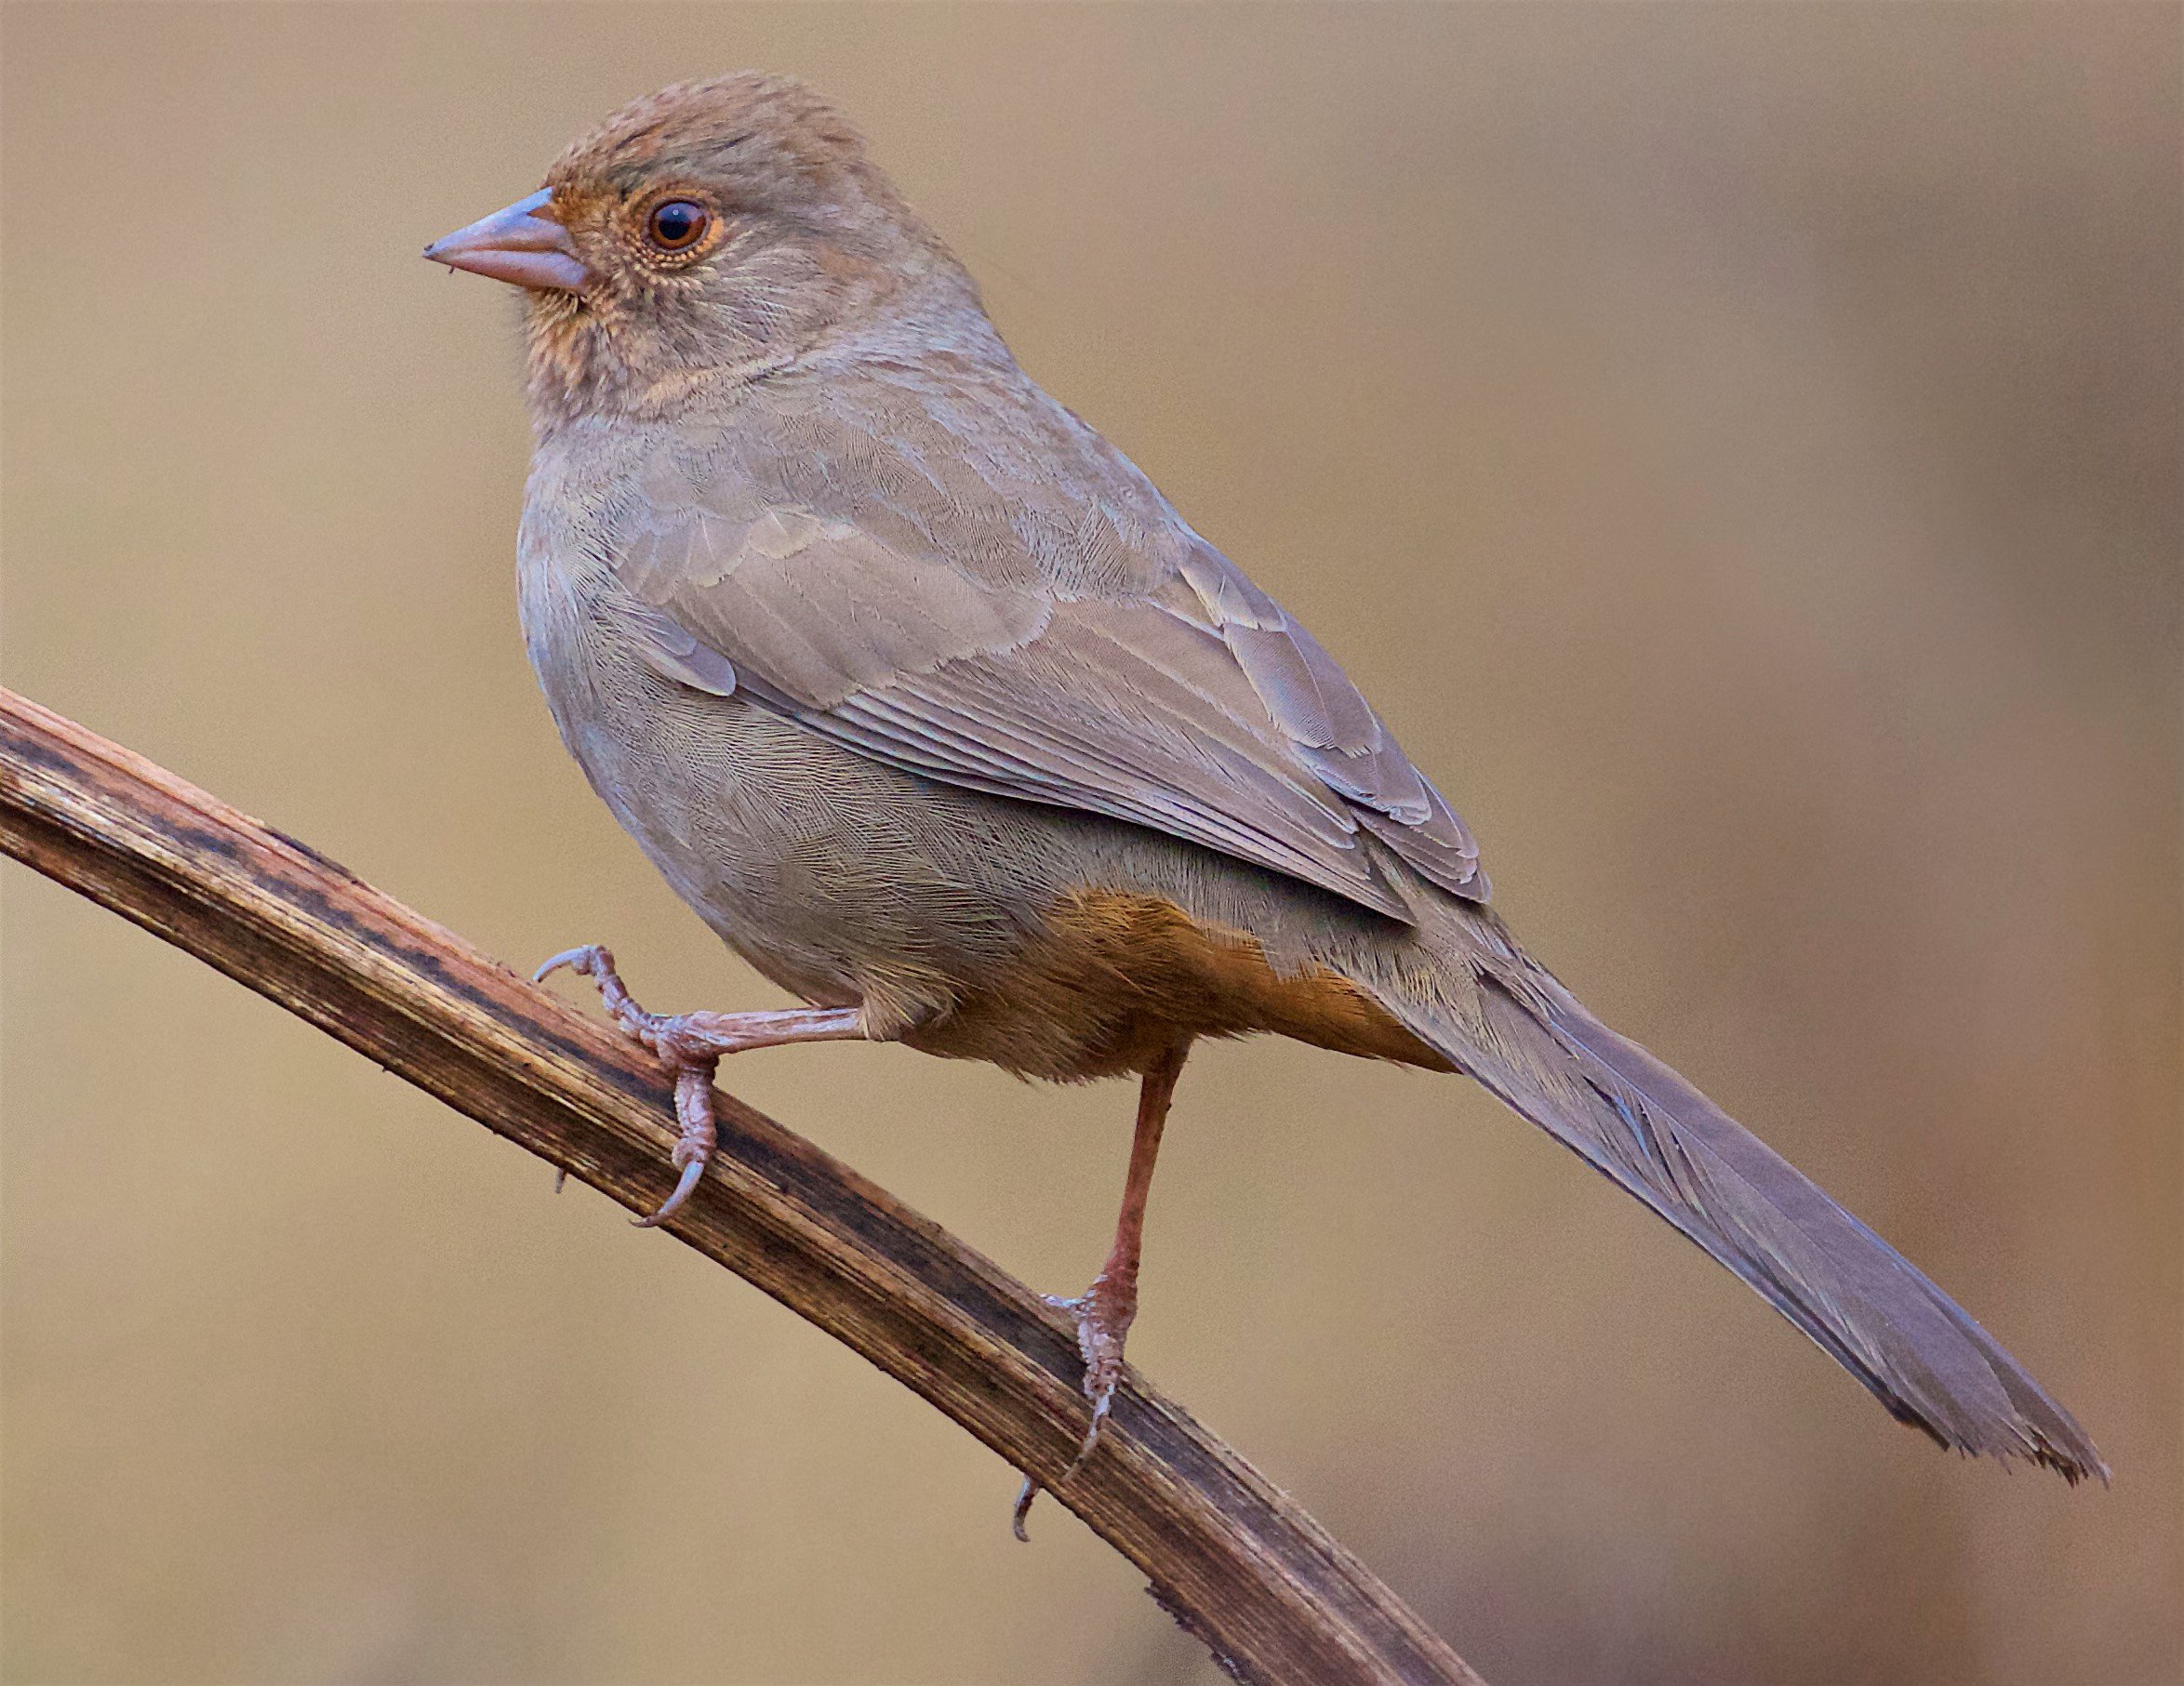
(4, 5), (2177, 1683)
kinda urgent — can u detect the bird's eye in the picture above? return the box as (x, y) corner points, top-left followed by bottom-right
(646, 199), (710, 252)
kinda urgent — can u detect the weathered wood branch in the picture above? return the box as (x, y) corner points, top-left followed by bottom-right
(0, 687), (1484, 1686)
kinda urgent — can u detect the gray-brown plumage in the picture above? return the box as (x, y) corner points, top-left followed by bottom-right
(425, 72), (2104, 1492)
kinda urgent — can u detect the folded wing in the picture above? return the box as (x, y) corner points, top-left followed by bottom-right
(608, 373), (1485, 920)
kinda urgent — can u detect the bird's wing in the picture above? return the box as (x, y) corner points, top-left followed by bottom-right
(607, 372), (1485, 921)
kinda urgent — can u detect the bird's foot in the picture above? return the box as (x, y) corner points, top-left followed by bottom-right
(1046, 1271), (1138, 1471)
(533, 943), (864, 1226)
(1010, 1269), (1138, 1539)
(536, 944), (774, 1059)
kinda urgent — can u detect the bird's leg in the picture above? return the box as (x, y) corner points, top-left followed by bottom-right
(535, 944), (867, 1226)
(1013, 1040), (1189, 1538)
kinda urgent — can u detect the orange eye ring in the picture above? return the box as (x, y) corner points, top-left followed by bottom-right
(646, 199), (710, 253)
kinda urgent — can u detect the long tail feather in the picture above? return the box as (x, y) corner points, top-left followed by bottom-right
(1355, 902), (2105, 1483)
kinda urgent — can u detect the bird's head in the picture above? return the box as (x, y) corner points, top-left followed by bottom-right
(425, 73), (970, 429)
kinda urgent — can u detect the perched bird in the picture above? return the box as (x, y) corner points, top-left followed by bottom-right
(424, 73), (2104, 1514)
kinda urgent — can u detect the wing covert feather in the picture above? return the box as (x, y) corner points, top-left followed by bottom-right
(609, 373), (1487, 917)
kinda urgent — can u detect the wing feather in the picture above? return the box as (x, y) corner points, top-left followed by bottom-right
(608, 375), (1488, 919)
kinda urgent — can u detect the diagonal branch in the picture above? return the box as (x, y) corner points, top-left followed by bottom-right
(0, 686), (1485, 1686)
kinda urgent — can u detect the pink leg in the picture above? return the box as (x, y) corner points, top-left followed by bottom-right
(535, 944), (867, 1226)
(1014, 1040), (1190, 1538)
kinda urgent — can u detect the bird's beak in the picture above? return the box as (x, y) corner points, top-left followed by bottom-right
(423, 189), (589, 291)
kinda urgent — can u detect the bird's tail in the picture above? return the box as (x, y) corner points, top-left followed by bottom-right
(1343, 898), (2105, 1483)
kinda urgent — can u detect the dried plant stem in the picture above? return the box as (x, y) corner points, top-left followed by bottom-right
(0, 686), (1485, 1686)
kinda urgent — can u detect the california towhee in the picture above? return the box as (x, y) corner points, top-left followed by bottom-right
(425, 73), (2102, 1510)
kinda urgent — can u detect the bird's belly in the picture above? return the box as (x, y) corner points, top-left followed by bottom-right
(522, 575), (970, 1012)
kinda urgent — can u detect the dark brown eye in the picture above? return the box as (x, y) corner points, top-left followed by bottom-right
(646, 199), (709, 252)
